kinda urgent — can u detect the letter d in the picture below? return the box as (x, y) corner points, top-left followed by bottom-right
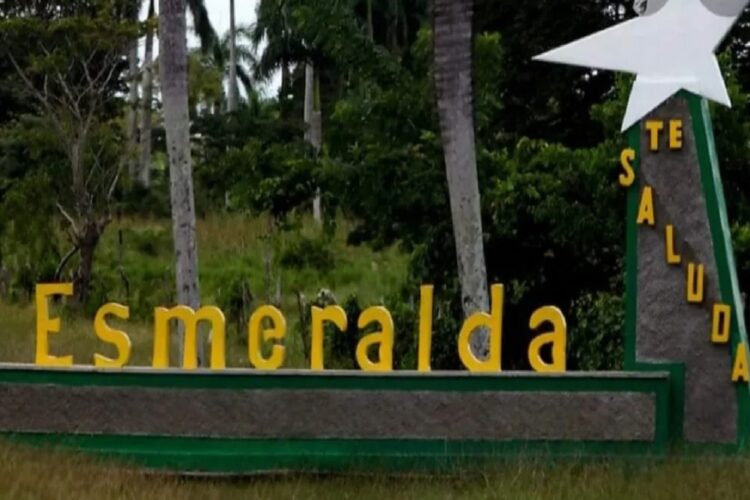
(458, 285), (503, 372)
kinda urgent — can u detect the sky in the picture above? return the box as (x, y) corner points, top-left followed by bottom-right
(141, 0), (280, 95)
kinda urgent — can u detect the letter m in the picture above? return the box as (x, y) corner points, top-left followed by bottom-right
(153, 306), (226, 369)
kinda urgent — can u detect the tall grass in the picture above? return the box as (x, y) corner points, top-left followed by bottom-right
(0, 214), (408, 368)
(2, 440), (750, 499)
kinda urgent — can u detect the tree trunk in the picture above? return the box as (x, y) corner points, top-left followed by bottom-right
(433, 0), (489, 358)
(305, 64), (323, 224)
(127, 39), (140, 180)
(139, 0), (156, 189)
(366, 0), (374, 41)
(304, 63), (314, 141)
(75, 221), (102, 305)
(159, 0), (203, 362)
(279, 62), (291, 118)
(227, 0), (239, 112)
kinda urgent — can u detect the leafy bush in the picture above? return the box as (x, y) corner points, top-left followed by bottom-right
(569, 292), (624, 371)
(281, 236), (335, 273)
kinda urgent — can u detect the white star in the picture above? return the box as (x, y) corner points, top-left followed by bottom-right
(534, 0), (748, 131)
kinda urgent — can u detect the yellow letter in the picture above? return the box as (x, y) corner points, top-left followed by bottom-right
(356, 307), (394, 372)
(94, 303), (132, 368)
(646, 120), (664, 151)
(35, 283), (74, 367)
(153, 306), (226, 370)
(669, 119), (683, 150)
(619, 148), (636, 188)
(711, 304), (732, 345)
(418, 285), (434, 372)
(687, 263), (705, 304)
(310, 305), (347, 370)
(458, 284), (503, 372)
(665, 225), (681, 265)
(248, 305), (287, 370)
(528, 306), (567, 373)
(733, 343), (749, 383)
(637, 186), (656, 226)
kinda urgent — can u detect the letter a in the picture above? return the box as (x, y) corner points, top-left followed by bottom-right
(637, 186), (655, 226)
(733, 343), (749, 383)
(458, 285), (503, 372)
(528, 306), (567, 373)
(356, 307), (394, 372)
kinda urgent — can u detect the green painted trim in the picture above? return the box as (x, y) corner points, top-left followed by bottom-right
(2, 434), (667, 473)
(0, 365), (668, 393)
(686, 94), (750, 446)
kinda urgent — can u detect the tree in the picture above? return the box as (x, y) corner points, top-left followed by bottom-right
(213, 26), (259, 109)
(0, 9), (134, 305)
(125, 0), (141, 181)
(251, 0), (306, 116)
(433, 0), (490, 357)
(138, 0), (156, 188)
(159, 0), (202, 359)
(186, 0), (219, 54)
(227, 0), (239, 112)
(304, 63), (323, 223)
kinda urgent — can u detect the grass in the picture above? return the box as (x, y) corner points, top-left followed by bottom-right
(0, 214), (408, 368)
(2, 440), (750, 499)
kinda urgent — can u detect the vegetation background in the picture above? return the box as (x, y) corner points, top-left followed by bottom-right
(0, 0), (749, 495)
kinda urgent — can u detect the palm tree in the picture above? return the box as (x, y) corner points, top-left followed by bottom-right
(125, 0), (141, 181)
(216, 26), (258, 108)
(138, 0), (156, 188)
(433, 0), (490, 357)
(227, 0), (239, 112)
(304, 63), (322, 222)
(186, 0), (219, 54)
(251, 0), (305, 114)
(159, 0), (202, 360)
(134, 0), (218, 189)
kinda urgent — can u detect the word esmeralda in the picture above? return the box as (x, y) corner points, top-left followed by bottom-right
(34, 283), (567, 374)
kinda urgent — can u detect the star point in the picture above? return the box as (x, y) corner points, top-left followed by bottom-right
(534, 0), (748, 131)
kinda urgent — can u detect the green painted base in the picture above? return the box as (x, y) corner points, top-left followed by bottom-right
(0, 366), (670, 473)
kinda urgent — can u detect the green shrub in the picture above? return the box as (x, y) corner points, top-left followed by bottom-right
(281, 236), (335, 273)
(569, 292), (624, 371)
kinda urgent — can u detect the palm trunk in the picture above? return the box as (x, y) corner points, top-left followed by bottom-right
(227, 0), (239, 112)
(139, 0), (156, 189)
(75, 221), (102, 305)
(127, 39), (139, 180)
(305, 64), (323, 223)
(279, 61), (291, 118)
(159, 0), (203, 362)
(433, 0), (489, 358)
(366, 0), (374, 41)
(304, 64), (314, 141)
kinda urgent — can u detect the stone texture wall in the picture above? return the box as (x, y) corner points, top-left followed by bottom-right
(0, 383), (657, 441)
(636, 96), (737, 443)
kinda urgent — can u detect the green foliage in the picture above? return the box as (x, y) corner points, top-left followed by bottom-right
(0, 172), (59, 300)
(281, 235), (336, 273)
(569, 292), (625, 371)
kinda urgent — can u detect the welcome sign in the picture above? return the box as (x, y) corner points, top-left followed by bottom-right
(1, 0), (749, 473)
(34, 284), (566, 373)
